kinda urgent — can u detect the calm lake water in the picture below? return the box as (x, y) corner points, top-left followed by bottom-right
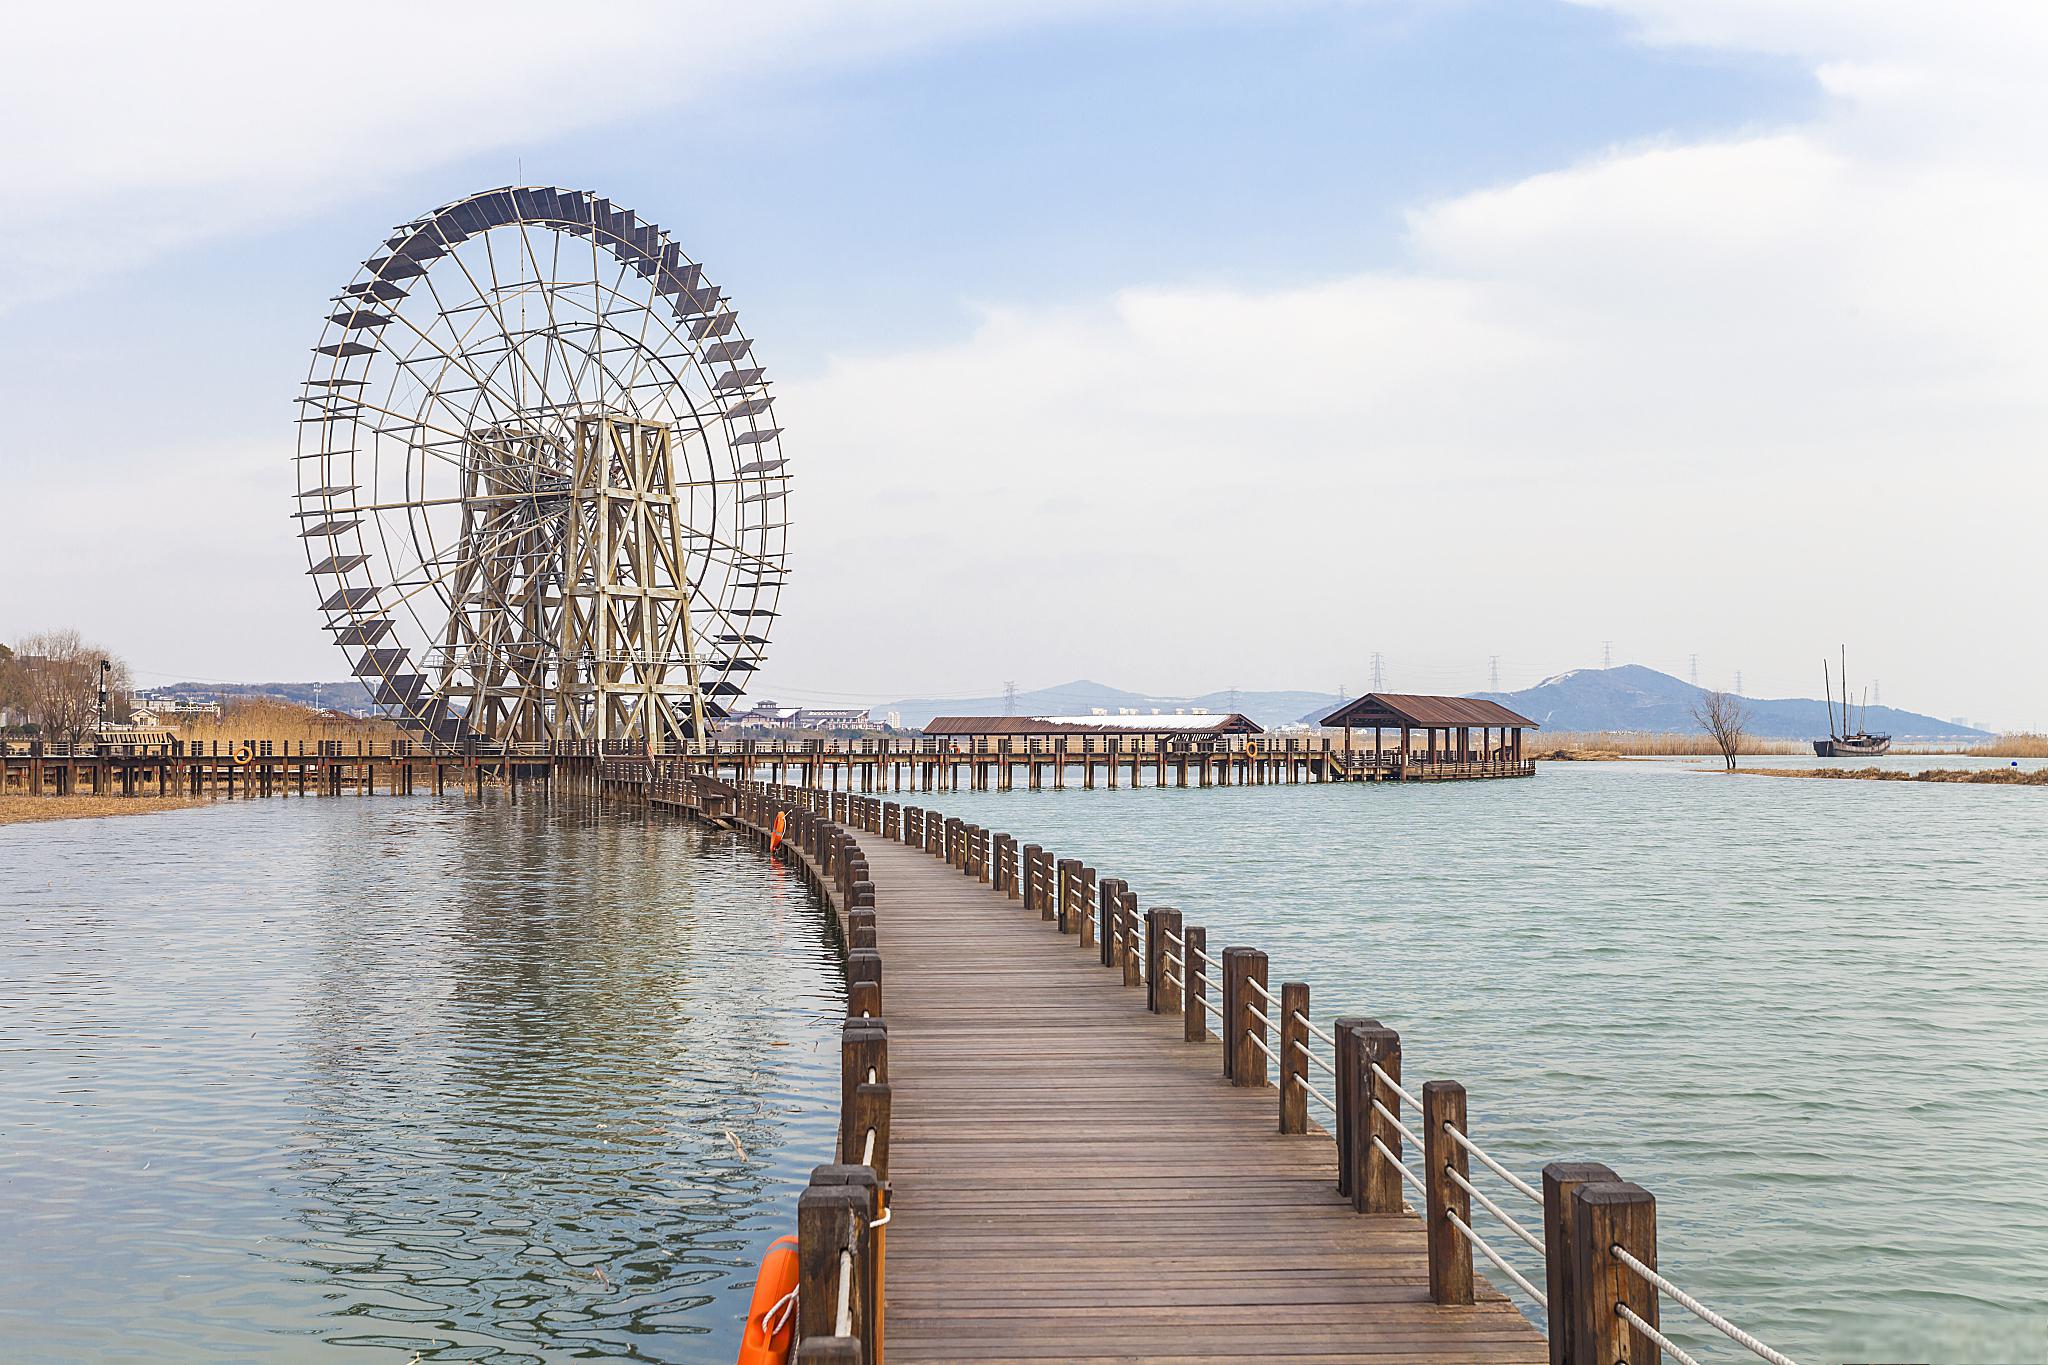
(911, 757), (2048, 1365)
(5, 761), (2045, 1363)
(0, 796), (845, 1362)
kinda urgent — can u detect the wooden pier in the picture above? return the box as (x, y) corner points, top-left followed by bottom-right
(2, 728), (1533, 807)
(621, 767), (1780, 1365)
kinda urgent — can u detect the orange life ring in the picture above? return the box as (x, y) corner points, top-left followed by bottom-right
(737, 1234), (800, 1365)
(233, 742), (255, 766)
(770, 810), (786, 851)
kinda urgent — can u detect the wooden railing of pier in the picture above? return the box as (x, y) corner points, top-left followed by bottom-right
(3, 732), (1532, 801)
(613, 765), (1799, 1365)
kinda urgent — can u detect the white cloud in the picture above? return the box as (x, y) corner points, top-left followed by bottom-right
(776, 3), (2048, 722)
(0, 0), (1179, 310)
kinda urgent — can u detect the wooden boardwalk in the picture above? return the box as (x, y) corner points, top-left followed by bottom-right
(860, 834), (1546, 1364)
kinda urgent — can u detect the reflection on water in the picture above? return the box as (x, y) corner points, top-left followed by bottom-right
(0, 795), (843, 1362)
(917, 758), (2048, 1365)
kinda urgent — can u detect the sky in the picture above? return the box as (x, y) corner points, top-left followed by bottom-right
(1, 1), (2041, 727)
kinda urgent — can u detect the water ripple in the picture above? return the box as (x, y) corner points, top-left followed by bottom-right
(0, 795), (844, 1362)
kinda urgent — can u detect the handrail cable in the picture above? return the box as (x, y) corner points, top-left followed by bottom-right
(1370, 1096), (1423, 1152)
(1445, 1165), (1543, 1254)
(1616, 1303), (1706, 1365)
(1244, 1030), (1278, 1065)
(1291, 1037), (1336, 1075)
(1245, 976), (1276, 1006)
(1370, 1136), (1426, 1197)
(834, 1248), (854, 1336)
(1198, 995), (1222, 1020)
(1370, 1062), (1421, 1109)
(1443, 1124), (1543, 1207)
(1445, 1210), (1548, 1310)
(1612, 1246), (1803, 1365)
(1301, 1076), (1335, 1114)
(1300, 1014), (1338, 1048)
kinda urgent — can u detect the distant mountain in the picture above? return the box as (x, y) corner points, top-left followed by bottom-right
(1457, 665), (1987, 740)
(877, 679), (1343, 731)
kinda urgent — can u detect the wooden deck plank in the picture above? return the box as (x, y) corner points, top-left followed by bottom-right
(862, 835), (1548, 1364)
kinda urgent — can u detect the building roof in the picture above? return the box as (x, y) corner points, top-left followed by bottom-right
(1318, 694), (1538, 730)
(923, 713), (1264, 736)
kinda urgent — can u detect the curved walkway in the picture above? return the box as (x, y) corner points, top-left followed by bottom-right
(862, 835), (1545, 1364)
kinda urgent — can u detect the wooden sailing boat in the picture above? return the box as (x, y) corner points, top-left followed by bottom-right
(1814, 648), (1891, 757)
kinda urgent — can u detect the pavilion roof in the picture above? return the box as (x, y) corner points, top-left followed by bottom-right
(1318, 694), (1538, 729)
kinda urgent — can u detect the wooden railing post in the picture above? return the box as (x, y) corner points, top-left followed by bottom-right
(1544, 1161), (1621, 1365)
(847, 979), (880, 1019)
(840, 1020), (887, 1163)
(1221, 948), (1267, 1085)
(1097, 878), (1124, 965)
(1145, 908), (1177, 1013)
(1182, 926), (1208, 1041)
(1423, 1080), (1474, 1304)
(1569, 1181), (1659, 1365)
(1055, 858), (1078, 925)
(797, 1178), (867, 1351)
(1278, 981), (1309, 1134)
(846, 948), (883, 1012)
(1022, 845), (1042, 913)
(1077, 867), (1096, 946)
(1358, 1027), (1403, 1213)
(849, 1081), (892, 1180)
(847, 908), (877, 951)
(1120, 889), (1142, 987)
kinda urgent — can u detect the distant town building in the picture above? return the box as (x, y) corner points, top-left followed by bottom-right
(131, 697), (223, 725)
(923, 713), (1263, 740)
(722, 699), (873, 731)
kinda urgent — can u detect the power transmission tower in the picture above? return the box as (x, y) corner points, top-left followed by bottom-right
(1371, 652), (1384, 691)
(1227, 687), (1239, 712)
(1603, 641), (1613, 669)
(1874, 680), (1881, 707)
(1734, 670), (1743, 696)
(1689, 654), (1699, 686)
(1489, 655), (1500, 690)
(1003, 680), (1018, 716)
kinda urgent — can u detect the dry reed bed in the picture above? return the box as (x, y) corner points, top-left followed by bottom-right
(171, 699), (402, 745)
(1535, 731), (1806, 760)
(1730, 766), (2048, 786)
(0, 795), (209, 826)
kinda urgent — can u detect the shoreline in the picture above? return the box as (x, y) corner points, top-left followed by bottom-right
(1729, 766), (2048, 786)
(0, 795), (212, 827)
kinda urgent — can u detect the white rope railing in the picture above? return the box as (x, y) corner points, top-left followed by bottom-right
(1446, 1165), (1543, 1254)
(1245, 976), (1276, 1006)
(1371, 1136), (1426, 1197)
(834, 1247), (854, 1336)
(1198, 994), (1221, 1019)
(1613, 1247), (1803, 1365)
(1301, 1015), (1338, 1048)
(1617, 1303), (1706, 1365)
(1443, 1124), (1544, 1207)
(1370, 1096), (1423, 1152)
(1370, 1061), (1420, 1110)
(1245, 1031), (1277, 1064)
(1446, 1209), (1548, 1310)
(1301, 1076), (1335, 1114)
(1291, 1037), (1336, 1076)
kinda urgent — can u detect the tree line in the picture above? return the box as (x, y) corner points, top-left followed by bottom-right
(1, 630), (134, 746)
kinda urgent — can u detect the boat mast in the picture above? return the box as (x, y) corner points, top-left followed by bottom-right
(1841, 645), (1849, 737)
(1823, 658), (1835, 740)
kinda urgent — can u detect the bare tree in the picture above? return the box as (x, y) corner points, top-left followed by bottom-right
(1691, 688), (1748, 771)
(14, 630), (129, 746)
